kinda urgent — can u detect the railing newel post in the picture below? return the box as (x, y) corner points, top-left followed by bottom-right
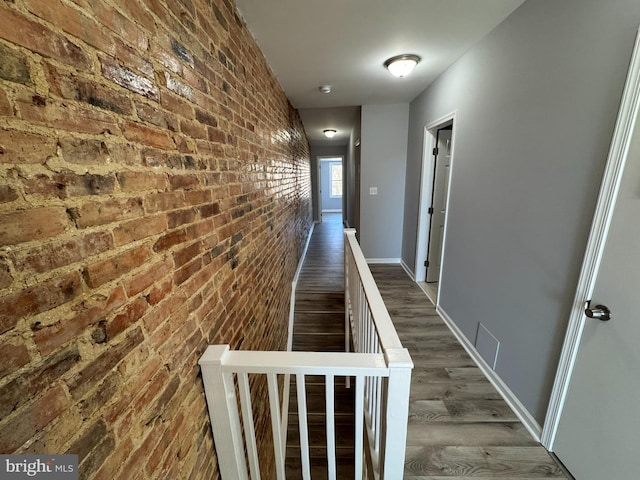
(199, 345), (249, 480)
(381, 347), (413, 479)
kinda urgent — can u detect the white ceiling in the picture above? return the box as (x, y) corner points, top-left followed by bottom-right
(235, 0), (525, 146)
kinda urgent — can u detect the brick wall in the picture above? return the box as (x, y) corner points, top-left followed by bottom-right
(0, 0), (312, 478)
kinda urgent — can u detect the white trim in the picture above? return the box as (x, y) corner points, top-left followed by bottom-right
(322, 209), (342, 213)
(417, 281), (437, 305)
(437, 305), (543, 442)
(287, 223), (315, 351)
(400, 259), (415, 280)
(541, 26), (640, 450)
(414, 112), (457, 289)
(365, 258), (401, 264)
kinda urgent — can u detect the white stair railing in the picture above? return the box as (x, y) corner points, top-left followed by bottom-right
(344, 228), (413, 478)
(198, 229), (413, 479)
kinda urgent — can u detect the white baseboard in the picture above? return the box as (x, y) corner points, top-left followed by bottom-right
(436, 305), (543, 442)
(365, 258), (401, 264)
(287, 223), (315, 351)
(400, 259), (415, 280)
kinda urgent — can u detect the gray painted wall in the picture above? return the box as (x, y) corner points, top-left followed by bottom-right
(401, 0), (640, 423)
(361, 104), (409, 259)
(310, 145), (348, 222)
(320, 159), (343, 211)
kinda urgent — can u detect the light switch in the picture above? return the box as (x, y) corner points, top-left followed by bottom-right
(369, 187), (378, 195)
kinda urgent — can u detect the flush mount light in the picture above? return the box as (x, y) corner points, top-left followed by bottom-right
(319, 85), (332, 94)
(384, 54), (421, 78)
(323, 129), (337, 138)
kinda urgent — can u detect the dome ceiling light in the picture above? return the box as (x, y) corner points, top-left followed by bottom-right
(384, 54), (421, 78)
(323, 129), (337, 138)
(319, 85), (332, 94)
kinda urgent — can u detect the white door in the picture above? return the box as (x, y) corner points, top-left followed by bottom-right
(426, 127), (452, 282)
(553, 52), (640, 478)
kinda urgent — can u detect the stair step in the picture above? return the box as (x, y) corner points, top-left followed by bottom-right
(295, 291), (345, 312)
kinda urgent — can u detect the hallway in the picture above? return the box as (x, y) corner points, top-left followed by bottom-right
(289, 213), (567, 478)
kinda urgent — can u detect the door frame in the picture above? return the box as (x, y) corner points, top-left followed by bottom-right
(542, 26), (640, 450)
(317, 155), (345, 221)
(414, 112), (457, 299)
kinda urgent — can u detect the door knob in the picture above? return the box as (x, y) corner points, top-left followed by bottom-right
(585, 304), (611, 321)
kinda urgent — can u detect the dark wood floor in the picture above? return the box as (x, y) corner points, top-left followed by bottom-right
(287, 213), (353, 479)
(287, 213), (567, 479)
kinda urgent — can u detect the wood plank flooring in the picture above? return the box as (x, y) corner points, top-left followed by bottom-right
(287, 214), (354, 479)
(286, 213), (567, 479)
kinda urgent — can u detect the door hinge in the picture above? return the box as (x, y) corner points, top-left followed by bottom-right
(428, 207), (434, 214)
(433, 147), (439, 156)
(424, 260), (429, 267)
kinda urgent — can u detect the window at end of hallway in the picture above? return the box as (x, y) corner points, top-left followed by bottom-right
(330, 163), (342, 198)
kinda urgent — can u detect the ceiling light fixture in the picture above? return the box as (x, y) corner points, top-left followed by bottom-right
(319, 85), (332, 94)
(384, 54), (421, 78)
(323, 129), (337, 138)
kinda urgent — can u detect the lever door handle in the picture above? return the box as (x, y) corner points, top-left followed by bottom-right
(585, 304), (611, 321)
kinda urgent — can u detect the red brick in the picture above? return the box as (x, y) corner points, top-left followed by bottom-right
(112, 0), (156, 35)
(0, 386), (70, 453)
(147, 277), (173, 306)
(101, 55), (158, 101)
(199, 202), (220, 218)
(70, 197), (144, 228)
(83, 244), (151, 288)
(174, 257), (203, 286)
(16, 230), (114, 274)
(160, 89), (194, 119)
(93, 437), (133, 480)
(110, 142), (142, 166)
(68, 327), (144, 399)
(0, 6), (91, 70)
(23, 172), (116, 198)
(168, 208), (196, 228)
(59, 137), (110, 165)
(67, 419), (111, 466)
(106, 297), (148, 339)
(122, 120), (175, 150)
(180, 119), (208, 140)
(134, 101), (179, 132)
(184, 190), (211, 206)
(25, 0), (117, 54)
(0, 339), (30, 378)
(46, 64), (133, 115)
(113, 38), (154, 77)
(89, 1), (148, 52)
(149, 40), (182, 75)
(123, 258), (172, 298)
(173, 242), (202, 268)
(164, 71), (195, 100)
(0, 207), (68, 247)
(153, 229), (187, 252)
(0, 128), (56, 164)
(34, 286), (126, 356)
(145, 191), (184, 213)
(117, 171), (168, 192)
(0, 345), (79, 419)
(0, 271), (82, 334)
(16, 94), (121, 135)
(195, 108), (217, 127)
(113, 214), (168, 246)
(169, 174), (199, 190)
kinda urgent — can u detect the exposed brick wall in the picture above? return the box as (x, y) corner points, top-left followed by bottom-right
(0, 0), (312, 478)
